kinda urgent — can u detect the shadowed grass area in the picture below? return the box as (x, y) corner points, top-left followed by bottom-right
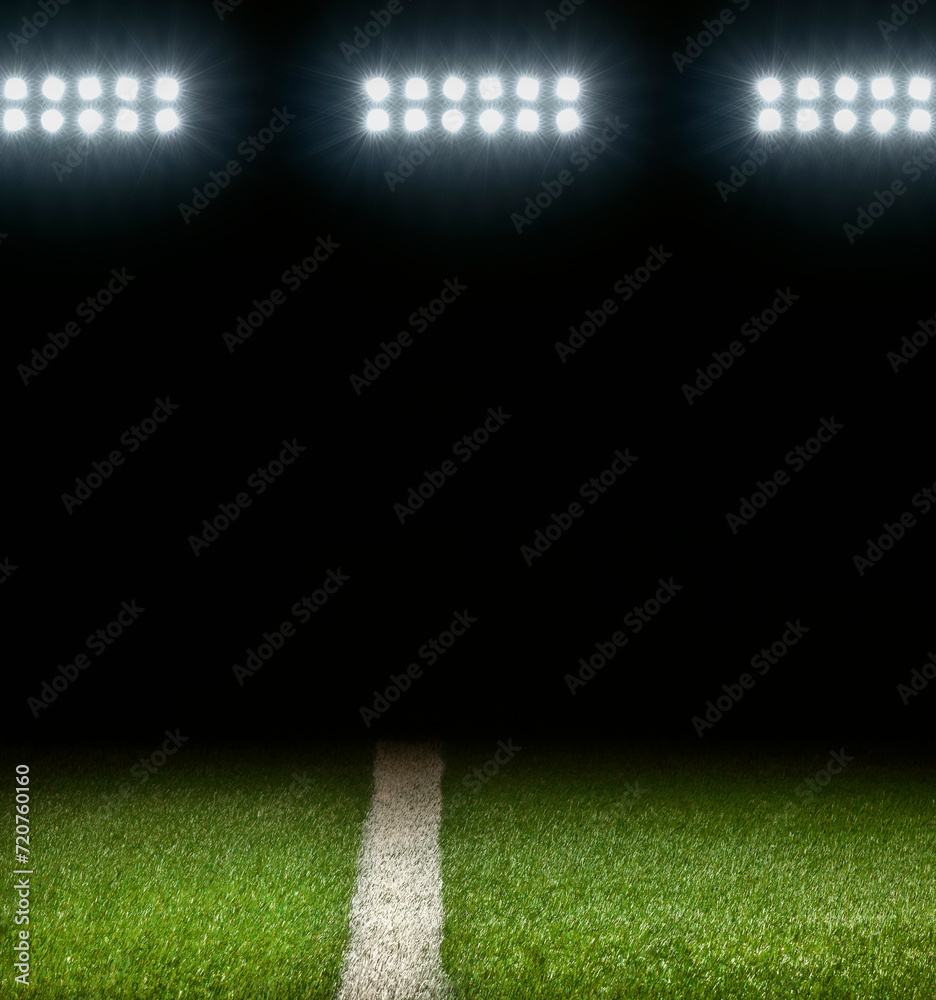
(439, 740), (936, 1000)
(3, 743), (373, 1000)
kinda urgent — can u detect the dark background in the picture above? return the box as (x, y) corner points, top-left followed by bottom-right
(5, 0), (935, 748)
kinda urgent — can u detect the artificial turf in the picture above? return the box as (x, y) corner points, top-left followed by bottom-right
(439, 740), (936, 1000)
(3, 743), (373, 1000)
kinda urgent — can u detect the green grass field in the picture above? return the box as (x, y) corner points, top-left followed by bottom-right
(5, 740), (936, 1000)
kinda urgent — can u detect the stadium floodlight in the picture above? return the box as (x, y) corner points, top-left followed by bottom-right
(78, 109), (102, 132)
(796, 108), (820, 131)
(78, 77), (101, 99)
(155, 77), (179, 100)
(442, 77), (465, 100)
(404, 108), (428, 131)
(909, 109), (932, 132)
(871, 77), (894, 100)
(556, 77), (580, 100)
(517, 108), (539, 131)
(155, 108), (179, 132)
(115, 108), (139, 132)
(757, 77), (781, 101)
(116, 77), (139, 100)
(441, 109), (464, 131)
(834, 109), (857, 132)
(835, 76), (858, 100)
(797, 77), (821, 100)
(759, 108), (781, 131)
(366, 77), (390, 100)
(4, 78), (27, 99)
(366, 108), (389, 131)
(479, 77), (502, 99)
(405, 77), (428, 99)
(909, 77), (931, 100)
(872, 109), (895, 132)
(4, 109), (26, 131)
(41, 109), (63, 132)
(517, 77), (539, 100)
(42, 76), (65, 100)
(479, 108), (502, 131)
(556, 108), (579, 132)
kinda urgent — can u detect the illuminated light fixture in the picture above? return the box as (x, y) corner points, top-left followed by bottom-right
(479, 108), (502, 131)
(835, 77), (858, 100)
(42, 76), (65, 100)
(441, 108), (464, 131)
(443, 77), (465, 100)
(556, 108), (579, 132)
(116, 76), (139, 100)
(366, 108), (389, 131)
(155, 77), (179, 100)
(759, 108), (781, 131)
(5, 77), (27, 99)
(115, 108), (139, 132)
(871, 108), (895, 132)
(517, 77), (539, 100)
(78, 77), (101, 99)
(4, 108), (26, 131)
(871, 77), (894, 100)
(556, 77), (580, 100)
(757, 77), (781, 101)
(404, 77), (427, 99)
(479, 77), (502, 99)
(516, 108), (539, 131)
(78, 108), (102, 132)
(797, 77), (821, 100)
(796, 108), (820, 131)
(909, 108), (932, 132)
(404, 108), (428, 131)
(41, 109), (63, 132)
(909, 77), (931, 100)
(366, 77), (390, 100)
(834, 109), (857, 132)
(155, 108), (179, 132)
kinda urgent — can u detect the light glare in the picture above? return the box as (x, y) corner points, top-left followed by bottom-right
(115, 108), (139, 132)
(517, 108), (539, 131)
(834, 109), (857, 132)
(835, 77), (858, 100)
(78, 77), (101, 99)
(872, 109), (895, 132)
(5, 78), (26, 100)
(155, 109), (179, 132)
(479, 77), (502, 99)
(41, 109), (63, 132)
(443, 77), (466, 100)
(42, 77), (65, 100)
(556, 108), (579, 132)
(556, 77), (580, 100)
(909, 77), (931, 100)
(365, 78), (389, 101)
(116, 77), (138, 100)
(797, 78), (821, 100)
(405, 78), (428, 99)
(758, 77), (782, 101)
(909, 109), (932, 132)
(4, 109), (26, 131)
(796, 108), (819, 131)
(517, 77), (539, 100)
(759, 108), (781, 131)
(366, 108), (389, 131)
(871, 77), (894, 100)
(442, 108), (464, 132)
(155, 77), (179, 100)
(78, 109), (102, 132)
(404, 108), (428, 131)
(479, 108), (503, 132)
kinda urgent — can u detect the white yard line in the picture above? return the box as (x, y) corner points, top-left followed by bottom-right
(336, 741), (451, 1000)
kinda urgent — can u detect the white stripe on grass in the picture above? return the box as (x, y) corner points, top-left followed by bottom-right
(336, 741), (452, 1000)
